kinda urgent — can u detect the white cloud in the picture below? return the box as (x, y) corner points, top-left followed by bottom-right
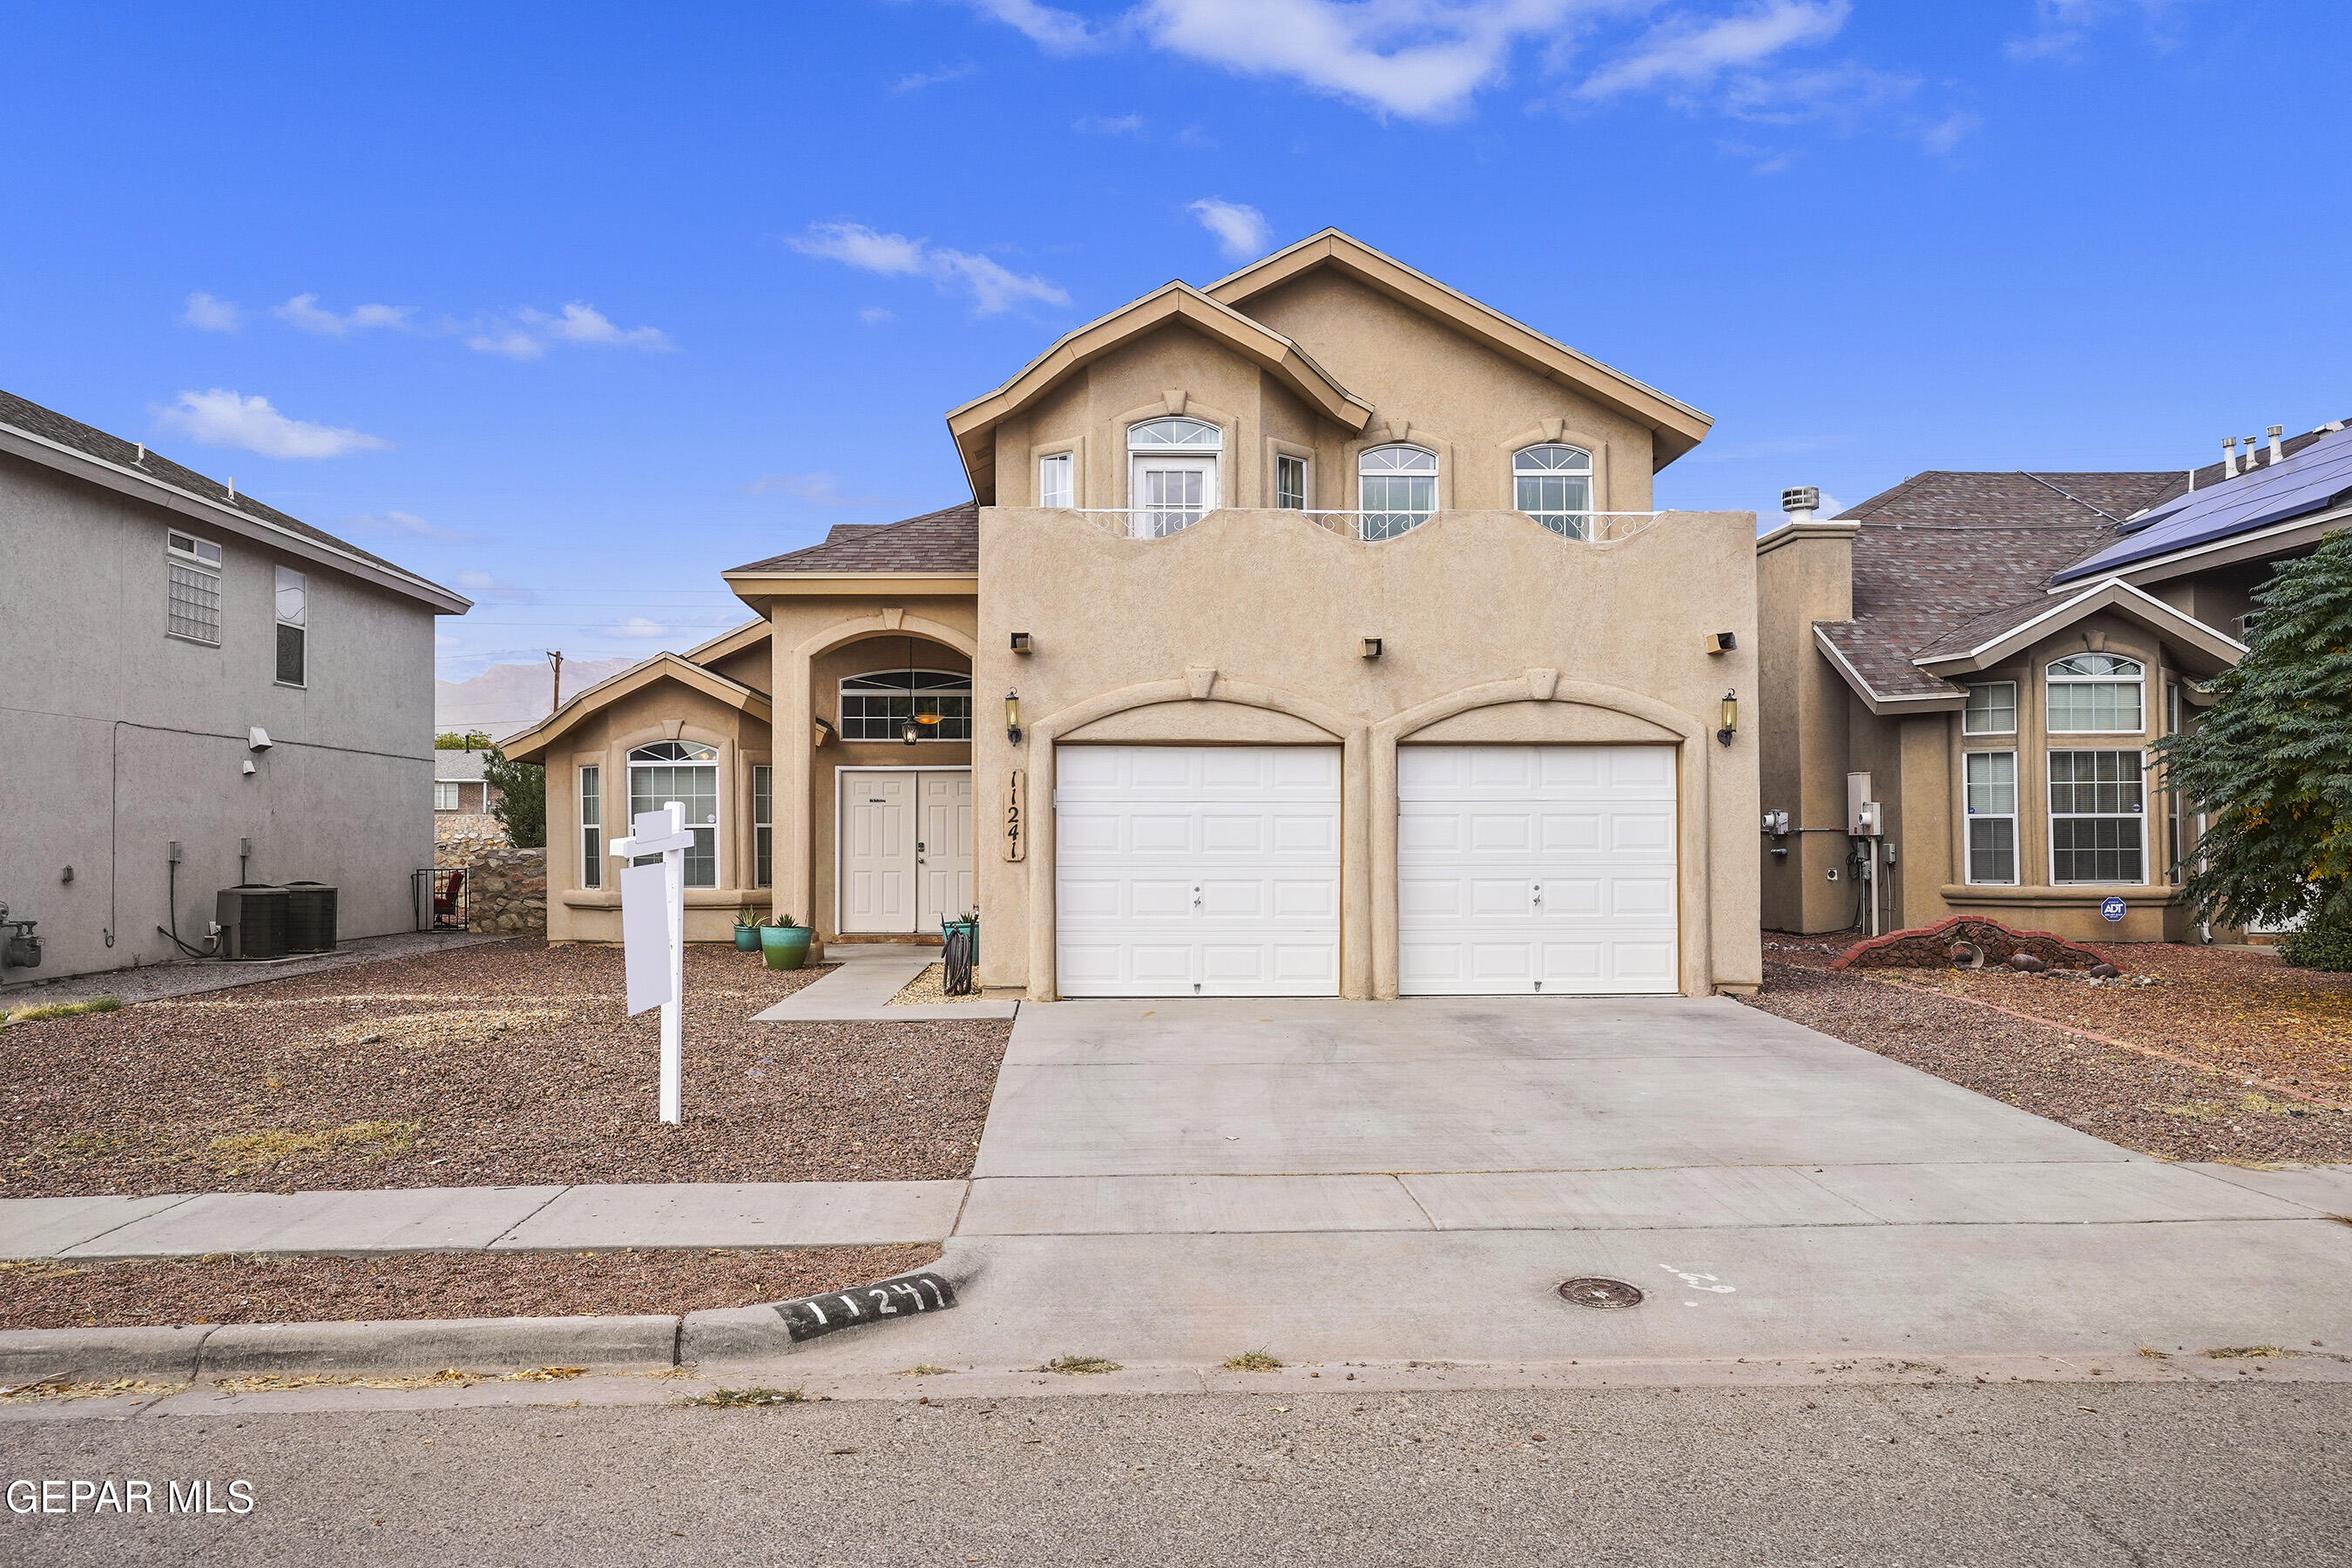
(347, 509), (469, 542)
(274, 294), (414, 335)
(896, 62), (977, 90)
(182, 293), (244, 332)
(466, 328), (545, 361)
(2008, 0), (2186, 62)
(747, 471), (887, 505)
(452, 569), (535, 602)
(1578, 0), (1848, 99)
(602, 616), (670, 639)
(860, 307), (896, 325)
(1187, 198), (1270, 259)
(1918, 110), (1979, 155)
(961, 0), (1100, 54)
(1717, 62), (1916, 125)
(155, 389), (391, 460)
(790, 221), (1071, 314)
(1073, 112), (1146, 134)
(464, 303), (673, 359)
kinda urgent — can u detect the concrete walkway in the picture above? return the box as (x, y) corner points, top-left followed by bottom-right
(753, 943), (1017, 1022)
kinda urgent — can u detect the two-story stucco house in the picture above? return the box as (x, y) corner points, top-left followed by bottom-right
(506, 231), (1762, 998)
(0, 389), (470, 985)
(1757, 416), (2349, 943)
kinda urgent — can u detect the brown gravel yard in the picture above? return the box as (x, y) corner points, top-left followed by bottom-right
(0, 942), (1010, 1199)
(0, 1244), (942, 1330)
(1747, 934), (2352, 1163)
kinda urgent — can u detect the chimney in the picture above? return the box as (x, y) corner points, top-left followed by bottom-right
(1781, 485), (1821, 524)
(2268, 425), (2285, 464)
(2222, 436), (2239, 475)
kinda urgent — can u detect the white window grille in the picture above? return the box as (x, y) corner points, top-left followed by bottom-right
(1962, 681), (2017, 735)
(629, 741), (720, 889)
(275, 566), (308, 686)
(838, 670), (972, 741)
(1037, 450), (1072, 509)
(754, 764), (774, 889)
(434, 781), (461, 812)
(1963, 751), (2017, 884)
(1275, 452), (1308, 510)
(579, 765), (602, 890)
(1126, 416), (1220, 537)
(1512, 444), (1592, 538)
(1358, 443), (1437, 540)
(2049, 749), (2146, 884)
(2046, 653), (2144, 733)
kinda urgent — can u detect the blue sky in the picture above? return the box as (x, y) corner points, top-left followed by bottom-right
(4, 2), (2346, 681)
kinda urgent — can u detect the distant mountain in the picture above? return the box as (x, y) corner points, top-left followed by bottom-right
(436, 657), (635, 740)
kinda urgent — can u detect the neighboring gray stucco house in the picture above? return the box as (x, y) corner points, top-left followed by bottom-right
(0, 388), (470, 985)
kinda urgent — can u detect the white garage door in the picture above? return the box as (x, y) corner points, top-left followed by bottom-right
(1057, 745), (1341, 997)
(1398, 745), (1677, 995)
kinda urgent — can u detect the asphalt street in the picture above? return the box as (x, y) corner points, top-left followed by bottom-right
(5, 1381), (2347, 1565)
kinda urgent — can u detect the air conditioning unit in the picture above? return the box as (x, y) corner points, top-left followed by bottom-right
(216, 885), (290, 960)
(283, 882), (340, 954)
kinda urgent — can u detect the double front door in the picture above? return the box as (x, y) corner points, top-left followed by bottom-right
(840, 769), (973, 934)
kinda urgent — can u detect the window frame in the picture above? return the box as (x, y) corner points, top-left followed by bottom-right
(1511, 443), (1595, 539)
(626, 741), (721, 890)
(165, 530), (223, 645)
(1961, 750), (2018, 886)
(753, 763), (774, 889)
(1037, 449), (1073, 510)
(837, 669), (973, 743)
(2045, 653), (2146, 734)
(1274, 450), (1308, 510)
(434, 781), (461, 812)
(1357, 443), (1439, 541)
(1125, 417), (1221, 538)
(274, 565), (308, 687)
(579, 764), (603, 891)
(2047, 747), (2147, 886)
(1961, 680), (2017, 736)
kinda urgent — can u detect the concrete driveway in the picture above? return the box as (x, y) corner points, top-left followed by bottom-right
(796, 997), (2352, 1374)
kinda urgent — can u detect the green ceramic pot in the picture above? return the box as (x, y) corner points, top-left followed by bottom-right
(758, 924), (813, 970)
(733, 925), (760, 952)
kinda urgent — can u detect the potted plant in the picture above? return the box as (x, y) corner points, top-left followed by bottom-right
(758, 912), (814, 971)
(733, 904), (762, 953)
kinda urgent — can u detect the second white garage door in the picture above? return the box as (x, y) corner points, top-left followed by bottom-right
(1057, 745), (1341, 997)
(1398, 745), (1678, 995)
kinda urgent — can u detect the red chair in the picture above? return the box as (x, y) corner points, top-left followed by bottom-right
(433, 868), (466, 929)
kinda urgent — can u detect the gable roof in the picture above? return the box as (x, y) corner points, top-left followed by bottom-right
(1204, 229), (1713, 469)
(500, 652), (772, 765)
(0, 387), (470, 614)
(722, 500), (978, 598)
(943, 282), (1372, 503)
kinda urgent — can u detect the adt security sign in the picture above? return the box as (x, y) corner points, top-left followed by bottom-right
(2099, 896), (2127, 923)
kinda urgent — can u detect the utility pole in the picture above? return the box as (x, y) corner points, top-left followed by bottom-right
(547, 650), (564, 716)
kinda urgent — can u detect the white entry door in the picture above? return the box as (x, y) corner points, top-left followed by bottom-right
(1397, 745), (1678, 995)
(1057, 745), (1340, 997)
(840, 770), (971, 934)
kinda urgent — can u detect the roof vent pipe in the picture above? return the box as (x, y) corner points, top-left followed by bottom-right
(2268, 425), (2285, 464)
(2245, 436), (2260, 471)
(1781, 485), (1821, 524)
(2222, 436), (2239, 476)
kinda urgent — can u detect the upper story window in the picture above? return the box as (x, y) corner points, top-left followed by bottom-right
(840, 669), (972, 741)
(1962, 681), (2017, 735)
(274, 567), (308, 686)
(1512, 444), (1593, 539)
(1358, 443), (1437, 541)
(1037, 450), (1072, 509)
(1275, 452), (1308, 510)
(166, 530), (222, 645)
(628, 740), (720, 889)
(2046, 653), (2144, 733)
(1127, 417), (1220, 537)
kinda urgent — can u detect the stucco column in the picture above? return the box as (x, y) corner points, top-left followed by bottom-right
(1024, 734), (1058, 1001)
(1681, 738), (1714, 997)
(1369, 728), (1399, 999)
(779, 642), (815, 929)
(1339, 726), (1372, 1000)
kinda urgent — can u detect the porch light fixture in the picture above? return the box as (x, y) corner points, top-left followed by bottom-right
(1005, 689), (1023, 746)
(1707, 631), (1737, 654)
(1717, 690), (1738, 747)
(902, 635), (943, 744)
(1010, 632), (1033, 654)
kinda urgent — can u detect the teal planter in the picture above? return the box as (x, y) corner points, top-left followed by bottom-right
(759, 924), (813, 970)
(733, 926), (760, 952)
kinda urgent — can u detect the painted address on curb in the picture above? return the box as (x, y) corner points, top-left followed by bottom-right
(774, 1271), (959, 1343)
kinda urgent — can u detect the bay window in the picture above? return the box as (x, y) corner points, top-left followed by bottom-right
(2049, 749), (2146, 884)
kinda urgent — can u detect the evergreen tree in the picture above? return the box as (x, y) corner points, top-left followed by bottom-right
(2155, 531), (2352, 938)
(482, 747), (547, 849)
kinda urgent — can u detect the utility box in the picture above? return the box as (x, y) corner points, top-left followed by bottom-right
(216, 884), (290, 961)
(1846, 773), (1882, 836)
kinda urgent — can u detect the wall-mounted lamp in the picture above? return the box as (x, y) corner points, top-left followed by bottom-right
(1706, 631), (1737, 654)
(1010, 632), (1033, 654)
(902, 718), (922, 746)
(1717, 690), (1738, 747)
(1361, 637), (1383, 659)
(1005, 689), (1023, 746)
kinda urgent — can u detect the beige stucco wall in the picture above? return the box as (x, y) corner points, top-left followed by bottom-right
(974, 504), (1761, 999)
(1753, 524), (1860, 933)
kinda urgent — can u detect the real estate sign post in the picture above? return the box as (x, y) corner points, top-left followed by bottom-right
(612, 801), (693, 1125)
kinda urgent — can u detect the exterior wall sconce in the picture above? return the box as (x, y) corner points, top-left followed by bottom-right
(1361, 637), (1382, 659)
(902, 718), (922, 746)
(1707, 632), (1737, 654)
(1005, 689), (1023, 746)
(1717, 690), (1738, 747)
(1010, 632), (1033, 654)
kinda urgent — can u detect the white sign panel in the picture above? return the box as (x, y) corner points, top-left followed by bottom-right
(620, 862), (677, 1016)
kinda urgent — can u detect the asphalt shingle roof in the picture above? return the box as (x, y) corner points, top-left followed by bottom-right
(729, 502), (977, 574)
(0, 387), (418, 578)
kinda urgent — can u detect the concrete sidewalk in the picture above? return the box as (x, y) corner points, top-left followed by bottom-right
(753, 943), (1017, 1023)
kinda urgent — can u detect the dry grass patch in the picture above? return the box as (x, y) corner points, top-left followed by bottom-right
(206, 1119), (418, 1174)
(1043, 1355), (1122, 1375)
(1224, 1349), (1282, 1371)
(1, 1376), (183, 1404)
(2, 997), (123, 1026)
(692, 1387), (805, 1407)
(2204, 1345), (2294, 1359)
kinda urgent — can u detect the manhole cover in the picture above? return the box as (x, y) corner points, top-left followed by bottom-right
(1558, 1277), (1644, 1309)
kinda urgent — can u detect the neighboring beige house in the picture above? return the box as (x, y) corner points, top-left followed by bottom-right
(1757, 416), (2349, 943)
(506, 230), (1763, 998)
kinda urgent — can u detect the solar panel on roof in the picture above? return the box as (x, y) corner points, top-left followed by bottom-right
(2056, 428), (2352, 583)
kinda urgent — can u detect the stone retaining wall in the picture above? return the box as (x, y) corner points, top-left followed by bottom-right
(435, 814), (510, 865)
(456, 847), (546, 935)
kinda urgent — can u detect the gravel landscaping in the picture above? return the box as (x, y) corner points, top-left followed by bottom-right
(0, 941), (1010, 1199)
(1748, 934), (2352, 1163)
(0, 1244), (942, 1330)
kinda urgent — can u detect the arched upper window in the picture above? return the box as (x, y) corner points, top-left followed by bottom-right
(1358, 443), (1438, 540)
(2046, 653), (2145, 733)
(1513, 443), (1593, 538)
(839, 669), (973, 741)
(1126, 417), (1221, 537)
(627, 741), (720, 888)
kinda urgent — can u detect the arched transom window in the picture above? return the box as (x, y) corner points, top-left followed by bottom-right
(1513, 443), (1594, 538)
(1126, 417), (1221, 537)
(840, 669), (973, 741)
(627, 740), (720, 888)
(2046, 653), (2144, 733)
(1358, 443), (1437, 541)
